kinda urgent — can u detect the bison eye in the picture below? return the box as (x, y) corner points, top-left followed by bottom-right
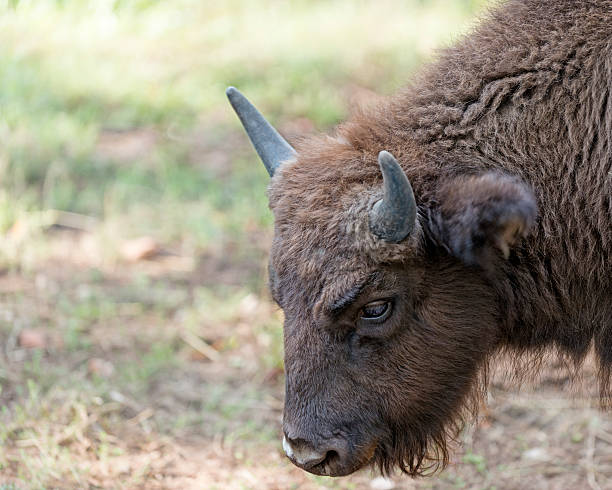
(360, 300), (392, 322)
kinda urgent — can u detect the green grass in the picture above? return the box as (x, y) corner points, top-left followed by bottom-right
(0, 0), (488, 260)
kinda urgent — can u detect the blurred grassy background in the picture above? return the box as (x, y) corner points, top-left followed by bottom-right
(2, 1), (609, 489)
(0, 0), (488, 266)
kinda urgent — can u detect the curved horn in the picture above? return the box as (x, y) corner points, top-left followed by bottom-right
(226, 87), (296, 176)
(369, 151), (417, 243)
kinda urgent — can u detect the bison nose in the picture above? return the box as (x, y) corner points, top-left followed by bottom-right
(282, 434), (349, 475)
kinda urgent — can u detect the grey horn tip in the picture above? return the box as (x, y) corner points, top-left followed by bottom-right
(225, 86), (296, 177)
(378, 150), (393, 160)
(377, 150), (396, 171)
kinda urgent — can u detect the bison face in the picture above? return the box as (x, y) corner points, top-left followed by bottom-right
(226, 88), (537, 476)
(272, 248), (499, 476)
(266, 154), (534, 477)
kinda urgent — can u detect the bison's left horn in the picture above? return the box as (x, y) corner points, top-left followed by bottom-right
(369, 151), (417, 243)
(226, 87), (296, 176)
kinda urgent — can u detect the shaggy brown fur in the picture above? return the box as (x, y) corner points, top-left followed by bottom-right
(265, 0), (611, 478)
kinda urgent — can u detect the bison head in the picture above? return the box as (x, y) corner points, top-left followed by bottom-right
(227, 88), (537, 476)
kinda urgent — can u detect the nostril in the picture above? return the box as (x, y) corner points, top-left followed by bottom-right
(302, 452), (327, 469)
(282, 434), (349, 474)
(301, 448), (344, 473)
(316, 449), (339, 469)
(283, 435), (328, 468)
(324, 449), (339, 464)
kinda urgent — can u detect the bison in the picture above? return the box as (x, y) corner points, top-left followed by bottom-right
(226, 0), (612, 478)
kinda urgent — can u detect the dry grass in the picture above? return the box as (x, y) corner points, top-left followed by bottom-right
(0, 230), (610, 489)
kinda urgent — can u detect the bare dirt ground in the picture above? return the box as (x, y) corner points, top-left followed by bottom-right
(0, 228), (610, 490)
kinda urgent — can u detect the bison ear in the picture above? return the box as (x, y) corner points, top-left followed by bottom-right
(434, 172), (537, 266)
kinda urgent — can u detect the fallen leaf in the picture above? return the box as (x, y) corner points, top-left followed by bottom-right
(18, 329), (47, 349)
(120, 236), (159, 262)
(8, 219), (28, 242)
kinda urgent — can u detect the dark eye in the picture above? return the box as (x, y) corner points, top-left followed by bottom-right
(360, 300), (392, 322)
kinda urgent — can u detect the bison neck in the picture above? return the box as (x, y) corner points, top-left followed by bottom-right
(492, 253), (611, 363)
(353, 0), (612, 366)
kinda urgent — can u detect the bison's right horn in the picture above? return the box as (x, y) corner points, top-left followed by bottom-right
(369, 151), (417, 243)
(226, 86), (296, 177)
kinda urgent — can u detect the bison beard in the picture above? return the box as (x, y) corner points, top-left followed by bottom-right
(227, 0), (612, 479)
